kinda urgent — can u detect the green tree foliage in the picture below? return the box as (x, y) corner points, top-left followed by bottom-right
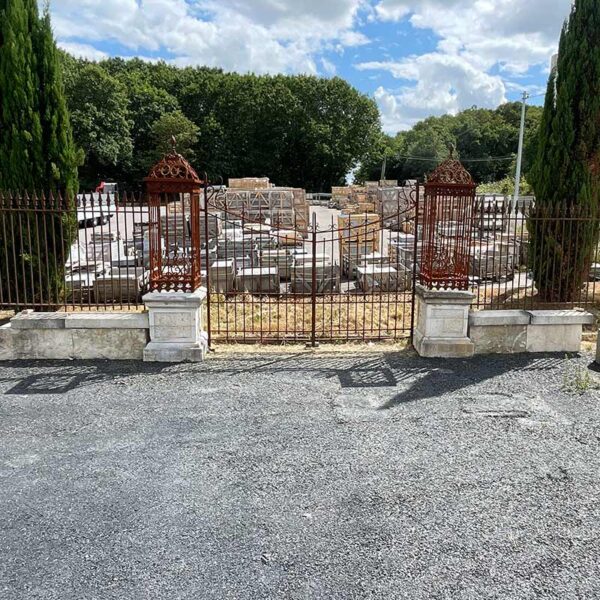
(59, 58), (381, 192)
(357, 103), (543, 185)
(0, 0), (78, 308)
(36, 9), (78, 197)
(149, 111), (200, 165)
(529, 0), (600, 303)
(477, 176), (534, 196)
(62, 60), (133, 189)
(0, 0), (44, 190)
(118, 73), (179, 181)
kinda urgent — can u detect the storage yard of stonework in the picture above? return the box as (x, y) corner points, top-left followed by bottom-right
(3, 173), (600, 343)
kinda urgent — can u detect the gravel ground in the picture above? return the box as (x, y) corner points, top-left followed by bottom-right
(1, 351), (600, 599)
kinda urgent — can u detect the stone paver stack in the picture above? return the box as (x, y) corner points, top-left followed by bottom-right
(94, 267), (148, 304)
(216, 178), (309, 237)
(236, 267), (280, 294)
(209, 259), (236, 294)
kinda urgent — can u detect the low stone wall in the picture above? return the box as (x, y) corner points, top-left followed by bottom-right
(0, 311), (149, 360)
(1, 306), (595, 361)
(469, 310), (595, 355)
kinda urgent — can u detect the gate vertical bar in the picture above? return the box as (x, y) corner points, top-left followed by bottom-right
(410, 182), (420, 342)
(203, 180), (213, 349)
(310, 212), (318, 347)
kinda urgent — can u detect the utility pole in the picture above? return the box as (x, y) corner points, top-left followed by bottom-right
(514, 91), (529, 204)
(380, 155), (387, 182)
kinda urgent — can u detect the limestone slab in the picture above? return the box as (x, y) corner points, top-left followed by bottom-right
(143, 336), (208, 363)
(413, 331), (475, 359)
(413, 285), (475, 358)
(0, 323), (148, 360)
(143, 289), (207, 309)
(0, 324), (16, 360)
(528, 310), (595, 326)
(11, 329), (75, 359)
(71, 329), (147, 360)
(471, 324), (528, 355)
(65, 313), (149, 330)
(414, 284), (475, 305)
(469, 310), (530, 327)
(143, 288), (208, 363)
(526, 324), (582, 353)
(11, 311), (66, 330)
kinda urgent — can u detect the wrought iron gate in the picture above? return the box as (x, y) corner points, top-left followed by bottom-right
(201, 184), (420, 346)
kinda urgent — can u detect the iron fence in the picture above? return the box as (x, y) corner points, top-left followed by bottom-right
(0, 191), (149, 311)
(0, 189), (419, 343)
(204, 200), (417, 344)
(470, 198), (600, 310)
(1, 190), (600, 344)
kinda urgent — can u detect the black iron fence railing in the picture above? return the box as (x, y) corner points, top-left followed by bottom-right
(1, 191), (599, 343)
(0, 191), (148, 311)
(470, 199), (600, 310)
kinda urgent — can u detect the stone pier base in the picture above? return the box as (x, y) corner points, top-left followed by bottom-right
(413, 284), (475, 358)
(143, 288), (208, 363)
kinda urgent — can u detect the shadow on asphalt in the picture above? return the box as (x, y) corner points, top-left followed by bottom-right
(0, 361), (169, 395)
(378, 354), (577, 410)
(204, 351), (582, 409)
(0, 352), (584, 402)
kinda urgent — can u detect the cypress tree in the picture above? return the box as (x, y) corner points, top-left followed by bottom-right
(0, 0), (79, 308)
(0, 0), (44, 190)
(529, 0), (600, 303)
(36, 5), (78, 197)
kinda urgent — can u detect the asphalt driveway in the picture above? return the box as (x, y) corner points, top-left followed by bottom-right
(1, 351), (600, 599)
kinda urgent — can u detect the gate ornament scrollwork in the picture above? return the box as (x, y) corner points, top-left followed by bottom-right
(145, 141), (203, 293)
(419, 155), (476, 291)
(425, 159), (475, 187)
(146, 142), (203, 187)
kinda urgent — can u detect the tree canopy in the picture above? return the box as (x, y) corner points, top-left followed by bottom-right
(61, 56), (381, 191)
(58, 52), (547, 191)
(357, 103), (543, 185)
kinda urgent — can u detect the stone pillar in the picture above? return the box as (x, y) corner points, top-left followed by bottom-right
(413, 284), (475, 358)
(143, 288), (208, 363)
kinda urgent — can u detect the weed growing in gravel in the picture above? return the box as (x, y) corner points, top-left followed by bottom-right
(562, 362), (597, 394)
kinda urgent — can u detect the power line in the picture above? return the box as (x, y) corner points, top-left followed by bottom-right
(394, 154), (515, 163)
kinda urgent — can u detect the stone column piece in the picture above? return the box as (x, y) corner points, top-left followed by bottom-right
(143, 288), (208, 363)
(413, 284), (475, 358)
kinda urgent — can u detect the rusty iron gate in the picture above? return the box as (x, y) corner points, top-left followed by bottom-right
(202, 184), (420, 346)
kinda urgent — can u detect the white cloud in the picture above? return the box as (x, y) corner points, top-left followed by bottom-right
(321, 58), (337, 76)
(338, 30), (371, 47)
(375, 0), (569, 73)
(47, 0), (369, 76)
(374, 0), (411, 22)
(361, 0), (571, 132)
(363, 53), (506, 131)
(58, 42), (108, 61)
(48, 0), (573, 134)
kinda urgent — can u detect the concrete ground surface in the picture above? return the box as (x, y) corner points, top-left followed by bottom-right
(1, 351), (600, 600)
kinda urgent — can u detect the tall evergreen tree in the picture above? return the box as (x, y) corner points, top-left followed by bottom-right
(36, 5), (78, 196)
(0, 0), (79, 308)
(529, 0), (600, 303)
(0, 0), (44, 190)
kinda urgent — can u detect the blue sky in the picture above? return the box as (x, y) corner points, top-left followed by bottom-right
(48, 0), (572, 132)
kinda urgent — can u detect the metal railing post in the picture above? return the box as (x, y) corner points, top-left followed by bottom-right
(203, 179), (212, 350)
(410, 182), (420, 342)
(310, 211), (318, 348)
